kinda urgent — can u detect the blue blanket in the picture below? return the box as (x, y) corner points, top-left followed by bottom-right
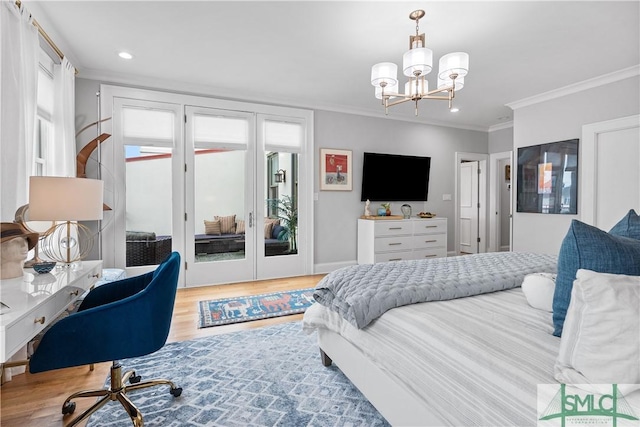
(313, 252), (557, 329)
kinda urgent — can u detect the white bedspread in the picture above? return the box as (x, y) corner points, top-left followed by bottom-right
(303, 288), (561, 426)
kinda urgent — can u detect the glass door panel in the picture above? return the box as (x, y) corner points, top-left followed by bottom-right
(194, 148), (246, 264)
(184, 106), (255, 286)
(124, 145), (173, 268)
(265, 152), (298, 257)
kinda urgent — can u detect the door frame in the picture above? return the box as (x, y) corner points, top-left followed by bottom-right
(99, 84), (314, 287)
(488, 151), (512, 252)
(454, 152), (488, 255)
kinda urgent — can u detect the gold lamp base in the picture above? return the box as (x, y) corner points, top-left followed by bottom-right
(60, 362), (182, 427)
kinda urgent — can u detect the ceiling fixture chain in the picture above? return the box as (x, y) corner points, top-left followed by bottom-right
(371, 10), (469, 116)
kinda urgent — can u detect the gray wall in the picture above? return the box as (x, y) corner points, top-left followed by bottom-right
(488, 127), (513, 154)
(313, 111), (487, 269)
(512, 75), (640, 254)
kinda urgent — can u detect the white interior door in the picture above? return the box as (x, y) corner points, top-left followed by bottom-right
(459, 161), (479, 254)
(581, 115), (640, 229)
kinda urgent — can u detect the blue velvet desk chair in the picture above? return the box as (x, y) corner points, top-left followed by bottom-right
(29, 252), (182, 427)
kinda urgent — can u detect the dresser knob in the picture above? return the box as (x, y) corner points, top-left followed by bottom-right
(34, 316), (45, 324)
(90, 273), (100, 278)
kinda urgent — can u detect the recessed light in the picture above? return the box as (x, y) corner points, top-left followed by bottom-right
(118, 52), (133, 60)
(450, 107), (460, 113)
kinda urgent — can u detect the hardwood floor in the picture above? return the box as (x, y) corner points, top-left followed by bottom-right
(0, 274), (326, 427)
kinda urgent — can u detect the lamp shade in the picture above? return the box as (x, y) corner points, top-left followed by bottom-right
(29, 177), (104, 221)
(404, 78), (429, 96)
(375, 82), (399, 99)
(437, 76), (465, 92)
(402, 47), (433, 77)
(371, 62), (398, 87)
(438, 52), (469, 79)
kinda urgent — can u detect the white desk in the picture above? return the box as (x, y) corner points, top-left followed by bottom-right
(0, 261), (102, 364)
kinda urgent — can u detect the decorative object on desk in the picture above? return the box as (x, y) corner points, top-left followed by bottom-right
(320, 148), (352, 191)
(364, 199), (372, 216)
(85, 322), (387, 427)
(401, 204), (412, 219)
(377, 207), (387, 216)
(381, 203), (391, 216)
(198, 288), (315, 328)
(0, 222), (39, 280)
(14, 204), (56, 268)
(28, 176), (103, 264)
(418, 211), (436, 218)
(370, 9), (469, 117)
(32, 261), (56, 274)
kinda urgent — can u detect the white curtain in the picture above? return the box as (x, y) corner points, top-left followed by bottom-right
(50, 57), (76, 177)
(0, 1), (38, 221)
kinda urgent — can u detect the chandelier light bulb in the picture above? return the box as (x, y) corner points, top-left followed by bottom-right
(404, 78), (429, 97)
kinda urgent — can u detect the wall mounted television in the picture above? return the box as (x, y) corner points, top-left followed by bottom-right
(360, 152), (431, 202)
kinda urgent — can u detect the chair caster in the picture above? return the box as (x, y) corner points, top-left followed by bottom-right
(62, 401), (76, 415)
(170, 387), (182, 397)
(129, 373), (141, 383)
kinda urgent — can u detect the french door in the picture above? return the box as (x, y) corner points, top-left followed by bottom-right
(100, 85), (313, 287)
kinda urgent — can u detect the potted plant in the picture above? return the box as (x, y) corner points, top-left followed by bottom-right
(267, 195), (298, 253)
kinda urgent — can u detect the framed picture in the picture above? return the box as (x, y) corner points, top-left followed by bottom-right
(505, 164), (511, 182)
(516, 138), (579, 214)
(320, 148), (352, 191)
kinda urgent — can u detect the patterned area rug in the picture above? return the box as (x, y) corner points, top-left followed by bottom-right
(198, 288), (316, 328)
(87, 322), (389, 427)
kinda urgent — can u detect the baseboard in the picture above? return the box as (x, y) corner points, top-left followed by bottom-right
(314, 260), (356, 274)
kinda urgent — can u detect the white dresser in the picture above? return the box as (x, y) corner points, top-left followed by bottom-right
(0, 260), (102, 363)
(357, 218), (447, 264)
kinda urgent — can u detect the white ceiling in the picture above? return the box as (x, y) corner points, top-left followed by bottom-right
(27, 1), (640, 131)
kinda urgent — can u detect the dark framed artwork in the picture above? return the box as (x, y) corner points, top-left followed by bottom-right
(516, 139), (579, 214)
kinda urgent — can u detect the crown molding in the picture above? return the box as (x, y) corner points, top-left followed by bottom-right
(488, 121), (513, 132)
(506, 65), (640, 111)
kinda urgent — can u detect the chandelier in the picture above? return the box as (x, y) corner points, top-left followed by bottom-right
(371, 10), (469, 116)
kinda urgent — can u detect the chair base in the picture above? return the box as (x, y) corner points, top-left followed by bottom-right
(62, 362), (182, 427)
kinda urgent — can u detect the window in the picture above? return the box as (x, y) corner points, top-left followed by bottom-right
(34, 49), (55, 176)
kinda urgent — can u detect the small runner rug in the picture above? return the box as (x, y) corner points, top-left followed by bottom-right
(198, 288), (316, 328)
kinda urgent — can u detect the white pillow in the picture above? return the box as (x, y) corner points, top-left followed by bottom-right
(521, 273), (556, 312)
(554, 269), (640, 388)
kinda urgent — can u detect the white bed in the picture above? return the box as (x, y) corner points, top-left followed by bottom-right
(303, 285), (561, 426)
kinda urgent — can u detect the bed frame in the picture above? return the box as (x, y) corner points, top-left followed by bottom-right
(317, 329), (446, 426)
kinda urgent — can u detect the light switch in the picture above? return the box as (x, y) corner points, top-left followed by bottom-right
(442, 194), (452, 201)
(313, 193), (319, 201)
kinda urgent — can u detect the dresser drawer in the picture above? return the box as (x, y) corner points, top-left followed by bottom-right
(375, 250), (414, 263)
(412, 233), (446, 249)
(413, 219), (447, 235)
(374, 221), (412, 237)
(414, 247), (447, 260)
(374, 235), (413, 253)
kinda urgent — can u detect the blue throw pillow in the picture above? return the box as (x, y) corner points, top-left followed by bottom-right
(271, 224), (286, 240)
(553, 219), (640, 337)
(609, 209), (640, 240)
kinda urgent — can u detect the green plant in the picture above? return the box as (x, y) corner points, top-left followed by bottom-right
(267, 195), (298, 252)
(381, 203), (391, 210)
